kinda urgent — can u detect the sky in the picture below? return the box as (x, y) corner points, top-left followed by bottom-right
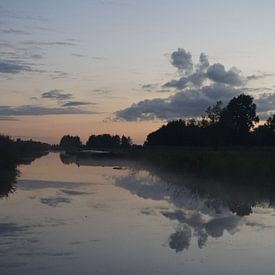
(1, 0), (275, 144)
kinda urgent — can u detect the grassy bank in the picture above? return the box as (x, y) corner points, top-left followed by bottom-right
(128, 146), (275, 182)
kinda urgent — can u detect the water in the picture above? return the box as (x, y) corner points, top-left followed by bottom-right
(1, 152), (275, 274)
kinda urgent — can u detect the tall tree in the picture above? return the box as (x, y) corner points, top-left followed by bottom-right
(59, 135), (82, 150)
(220, 94), (259, 145)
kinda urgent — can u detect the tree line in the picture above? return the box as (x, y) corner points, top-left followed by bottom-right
(59, 94), (275, 150)
(0, 135), (50, 169)
(59, 134), (132, 150)
(0, 135), (50, 197)
(145, 94), (275, 147)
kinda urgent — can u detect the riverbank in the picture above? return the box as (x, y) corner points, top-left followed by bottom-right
(127, 146), (275, 182)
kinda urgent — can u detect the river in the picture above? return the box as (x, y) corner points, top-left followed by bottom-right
(1, 152), (275, 274)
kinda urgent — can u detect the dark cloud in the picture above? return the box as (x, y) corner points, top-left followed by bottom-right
(1, 28), (31, 35)
(116, 83), (239, 120)
(0, 222), (29, 237)
(169, 225), (192, 252)
(29, 54), (43, 59)
(198, 52), (209, 71)
(247, 73), (274, 81)
(60, 189), (91, 196)
(166, 51), (245, 89)
(40, 197), (71, 207)
(62, 101), (95, 107)
(116, 47), (275, 121)
(0, 116), (18, 121)
(0, 60), (30, 74)
(206, 63), (245, 86)
(141, 83), (159, 91)
(0, 105), (95, 116)
(163, 71), (206, 89)
(205, 216), (241, 238)
(255, 93), (275, 117)
(170, 48), (193, 74)
(20, 40), (76, 47)
(141, 84), (155, 90)
(41, 90), (73, 100)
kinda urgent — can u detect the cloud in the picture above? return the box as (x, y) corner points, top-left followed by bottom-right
(62, 101), (95, 107)
(206, 63), (245, 86)
(168, 54), (243, 89)
(49, 71), (69, 80)
(0, 116), (18, 121)
(141, 84), (157, 91)
(92, 88), (111, 95)
(115, 47), (275, 121)
(163, 71), (206, 89)
(169, 225), (192, 252)
(20, 40), (76, 47)
(0, 59), (30, 74)
(41, 90), (73, 100)
(246, 73), (274, 81)
(198, 52), (209, 71)
(30, 54), (43, 59)
(116, 83), (239, 120)
(255, 93), (275, 117)
(1, 28), (31, 35)
(40, 197), (71, 207)
(0, 105), (95, 116)
(170, 48), (193, 74)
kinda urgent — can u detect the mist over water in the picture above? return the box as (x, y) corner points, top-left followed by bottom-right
(1, 152), (275, 274)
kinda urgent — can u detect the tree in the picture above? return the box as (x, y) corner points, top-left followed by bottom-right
(220, 94), (259, 145)
(86, 134), (122, 148)
(121, 135), (132, 148)
(59, 135), (82, 150)
(205, 101), (223, 125)
(253, 114), (275, 145)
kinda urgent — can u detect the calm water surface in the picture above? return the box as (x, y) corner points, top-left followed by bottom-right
(1, 152), (275, 274)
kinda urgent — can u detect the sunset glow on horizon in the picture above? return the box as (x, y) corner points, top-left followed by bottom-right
(1, 0), (275, 144)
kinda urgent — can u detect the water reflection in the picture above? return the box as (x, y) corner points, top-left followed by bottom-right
(113, 165), (275, 252)
(0, 152), (49, 199)
(2, 152), (275, 274)
(58, 153), (275, 253)
(0, 169), (17, 198)
(59, 152), (130, 167)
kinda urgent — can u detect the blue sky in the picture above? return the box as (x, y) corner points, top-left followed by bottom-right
(1, 0), (275, 143)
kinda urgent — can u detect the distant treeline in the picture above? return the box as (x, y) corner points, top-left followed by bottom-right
(59, 134), (132, 150)
(0, 135), (50, 197)
(145, 94), (275, 147)
(0, 135), (50, 170)
(59, 94), (275, 150)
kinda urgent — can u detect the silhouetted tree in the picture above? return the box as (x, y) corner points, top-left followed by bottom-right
(121, 135), (132, 148)
(220, 94), (259, 145)
(145, 94), (264, 147)
(86, 134), (121, 148)
(0, 134), (50, 198)
(59, 135), (82, 150)
(252, 115), (275, 145)
(205, 101), (223, 125)
(0, 135), (17, 169)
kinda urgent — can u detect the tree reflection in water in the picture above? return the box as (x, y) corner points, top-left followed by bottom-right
(0, 152), (48, 199)
(0, 168), (17, 198)
(60, 153), (275, 253)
